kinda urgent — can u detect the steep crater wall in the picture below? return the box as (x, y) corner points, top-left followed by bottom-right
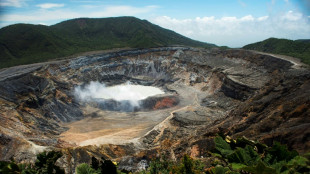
(0, 47), (308, 172)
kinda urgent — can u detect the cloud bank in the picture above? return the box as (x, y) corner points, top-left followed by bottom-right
(151, 10), (310, 47)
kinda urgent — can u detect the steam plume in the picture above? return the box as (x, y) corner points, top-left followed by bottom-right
(74, 81), (164, 111)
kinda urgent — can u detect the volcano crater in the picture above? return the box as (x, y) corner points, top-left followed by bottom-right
(0, 47), (309, 172)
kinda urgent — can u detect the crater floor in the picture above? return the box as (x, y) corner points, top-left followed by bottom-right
(60, 81), (208, 146)
(0, 47), (309, 172)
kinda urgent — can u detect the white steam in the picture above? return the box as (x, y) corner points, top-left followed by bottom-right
(74, 81), (164, 105)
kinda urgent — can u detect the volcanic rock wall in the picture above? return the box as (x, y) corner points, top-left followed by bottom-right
(0, 47), (309, 172)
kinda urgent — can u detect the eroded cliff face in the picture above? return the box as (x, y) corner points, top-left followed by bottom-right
(0, 47), (308, 172)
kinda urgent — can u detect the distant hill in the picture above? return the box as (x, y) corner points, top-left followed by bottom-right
(243, 38), (310, 65)
(0, 17), (215, 68)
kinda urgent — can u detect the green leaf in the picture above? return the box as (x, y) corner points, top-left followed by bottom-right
(287, 156), (309, 167)
(8, 163), (20, 172)
(270, 161), (286, 173)
(76, 163), (99, 174)
(211, 165), (230, 174)
(214, 136), (234, 157)
(210, 152), (223, 158)
(264, 142), (298, 165)
(0, 161), (21, 174)
(231, 163), (247, 170)
(303, 152), (310, 160)
(227, 145), (260, 165)
(284, 156), (310, 173)
(242, 161), (277, 174)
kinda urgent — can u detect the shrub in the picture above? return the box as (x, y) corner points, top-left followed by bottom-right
(76, 163), (99, 174)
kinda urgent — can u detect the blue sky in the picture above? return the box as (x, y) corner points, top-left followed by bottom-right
(0, 0), (310, 47)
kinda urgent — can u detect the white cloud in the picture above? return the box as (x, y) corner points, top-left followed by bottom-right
(241, 15), (254, 21)
(0, 0), (25, 7)
(151, 11), (310, 47)
(39, 23), (47, 26)
(36, 3), (65, 9)
(90, 5), (158, 17)
(1, 5), (157, 23)
(1, 10), (80, 22)
(258, 16), (269, 21)
(221, 16), (238, 22)
(282, 10), (302, 21)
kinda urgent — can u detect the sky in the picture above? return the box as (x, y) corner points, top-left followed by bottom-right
(0, 0), (310, 47)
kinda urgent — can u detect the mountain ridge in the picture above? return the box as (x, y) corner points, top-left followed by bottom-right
(0, 16), (215, 68)
(243, 37), (310, 65)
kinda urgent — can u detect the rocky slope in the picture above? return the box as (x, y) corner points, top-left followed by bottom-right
(0, 47), (309, 172)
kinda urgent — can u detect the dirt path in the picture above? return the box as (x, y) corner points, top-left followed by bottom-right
(249, 50), (309, 69)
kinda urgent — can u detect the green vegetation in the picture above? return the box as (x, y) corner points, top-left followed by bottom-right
(34, 151), (65, 174)
(141, 135), (310, 174)
(75, 157), (120, 174)
(1, 136), (309, 173)
(0, 151), (64, 174)
(0, 17), (215, 68)
(76, 163), (98, 174)
(243, 38), (310, 65)
(140, 154), (205, 174)
(0, 151), (119, 174)
(208, 135), (310, 173)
